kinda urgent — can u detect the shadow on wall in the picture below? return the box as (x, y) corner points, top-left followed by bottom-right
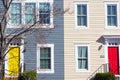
(96, 36), (105, 51)
(96, 36), (105, 44)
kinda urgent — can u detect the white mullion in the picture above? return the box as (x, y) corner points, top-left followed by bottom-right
(22, 2), (25, 25)
(36, 1), (39, 22)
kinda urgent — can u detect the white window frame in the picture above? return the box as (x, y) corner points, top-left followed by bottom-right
(75, 44), (90, 72)
(37, 44), (54, 73)
(7, 0), (53, 28)
(74, 2), (89, 29)
(105, 2), (119, 29)
(9, 2), (22, 25)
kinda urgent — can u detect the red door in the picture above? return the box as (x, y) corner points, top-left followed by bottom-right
(108, 47), (119, 75)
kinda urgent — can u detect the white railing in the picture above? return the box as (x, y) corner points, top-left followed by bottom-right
(87, 63), (108, 80)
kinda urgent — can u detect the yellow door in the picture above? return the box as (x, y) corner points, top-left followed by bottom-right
(8, 47), (20, 76)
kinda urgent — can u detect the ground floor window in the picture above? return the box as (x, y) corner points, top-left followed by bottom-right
(75, 44), (89, 71)
(37, 44), (54, 73)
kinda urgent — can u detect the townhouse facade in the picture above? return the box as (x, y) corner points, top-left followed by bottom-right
(64, 0), (120, 80)
(3, 0), (64, 80)
(1, 0), (120, 80)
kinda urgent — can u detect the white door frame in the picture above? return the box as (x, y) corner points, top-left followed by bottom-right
(104, 38), (120, 76)
(5, 38), (24, 77)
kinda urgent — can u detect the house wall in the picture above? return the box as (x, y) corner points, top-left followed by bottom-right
(1, 0), (120, 79)
(64, 0), (120, 80)
(24, 0), (64, 80)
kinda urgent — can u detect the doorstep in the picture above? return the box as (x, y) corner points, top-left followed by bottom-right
(4, 77), (18, 80)
(115, 75), (120, 80)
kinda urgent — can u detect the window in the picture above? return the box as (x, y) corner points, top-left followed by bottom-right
(105, 2), (119, 28)
(9, 0), (53, 28)
(75, 2), (88, 28)
(37, 44), (54, 73)
(25, 3), (36, 24)
(40, 47), (51, 69)
(39, 3), (50, 24)
(10, 3), (21, 24)
(75, 44), (89, 71)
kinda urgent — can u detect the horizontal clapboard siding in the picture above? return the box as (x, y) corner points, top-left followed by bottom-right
(24, 0), (64, 80)
(64, 0), (120, 80)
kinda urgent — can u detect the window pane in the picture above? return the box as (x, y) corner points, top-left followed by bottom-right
(39, 3), (50, 11)
(40, 47), (51, 69)
(25, 3), (36, 24)
(107, 16), (111, 26)
(77, 5), (86, 15)
(39, 14), (50, 24)
(78, 47), (82, 57)
(81, 16), (87, 26)
(78, 59), (87, 69)
(11, 3), (21, 14)
(112, 5), (117, 15)
(25, 3), (36, 14)
(77, 4), (87, 26)
(25, 14), (35, 24)
(77, 5), (81, 15)
(81, 47), (87, 57)
(40, 48), (51, 59)
(39, 3), (50, 24)
(78, 46), (87, 58)
(81, 5), (87, 15)
(77, 46), (88, 69)
(107, 16), (117, 26)
(77, 16), (81, 26)
(11, 14), (21, 24)
(78, 60), (82, 69)
(82, 59), (87, 69)
(10, 3), (21, 24)
(40, 59), (50, 69)
(107, 4), (117, 26)
(111, 16), (117, 26)
(107, 5), (111, 15)
(77, 16), (87, 26)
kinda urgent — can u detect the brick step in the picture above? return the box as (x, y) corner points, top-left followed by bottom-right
(4, 77), (18, 80)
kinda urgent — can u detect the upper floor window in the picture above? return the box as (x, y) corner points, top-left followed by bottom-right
(25, 3), (36, 24)
(9, 0), (53, 28)
(39, 3), (50, 24)
(105, 2), (119, 29)
(10, 3), (21, 24)
(75, 2), (89, 29)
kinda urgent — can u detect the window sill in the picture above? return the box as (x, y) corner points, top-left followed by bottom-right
(37, 69), (54, 73)
(75, 26), (89, 29)
(76, 69), (90, 72)
(105, 26), (119, 29)
(7, 24), (54, 29)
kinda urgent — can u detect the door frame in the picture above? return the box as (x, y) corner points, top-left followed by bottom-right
(104, 38), (120, 76)
(5, 38), (24, 77)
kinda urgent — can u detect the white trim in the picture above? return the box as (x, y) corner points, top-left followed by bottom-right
(75, 44), (90, 72)
(7, 0), (54, 28)
(20, 39), (24, 73)
(104, 2), (119, 29)
(104, 38), (120, 75)
(37, 44), (54, 73)
(74, 2), (89, 29)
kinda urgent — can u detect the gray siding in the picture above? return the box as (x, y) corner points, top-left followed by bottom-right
(24, 0), (64, 80)
(0, 0), (4, 21)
